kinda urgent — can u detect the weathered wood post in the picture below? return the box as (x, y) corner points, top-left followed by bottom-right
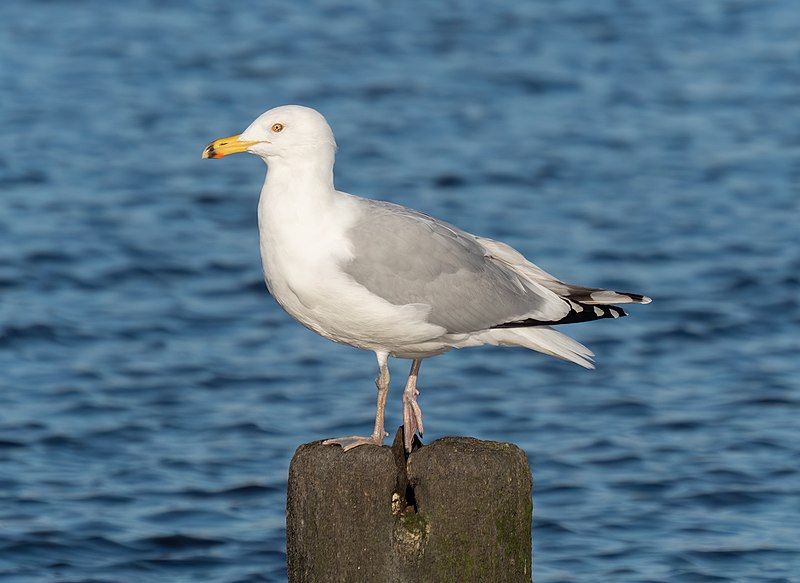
(286, 428), (533, 582)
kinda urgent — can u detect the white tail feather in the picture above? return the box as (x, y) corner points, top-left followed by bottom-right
(464, 326), (595, 369)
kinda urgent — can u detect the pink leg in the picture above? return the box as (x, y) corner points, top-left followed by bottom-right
(323, 352), (390, 451)
(402, 358), (424, 452)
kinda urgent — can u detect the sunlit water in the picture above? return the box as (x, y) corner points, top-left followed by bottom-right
(1, 1), (798, 581)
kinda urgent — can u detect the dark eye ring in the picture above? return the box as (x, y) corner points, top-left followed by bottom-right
(271, 123), (284, 132)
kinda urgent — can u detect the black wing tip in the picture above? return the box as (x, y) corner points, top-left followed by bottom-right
(491, 304), (628, 329)
(571, 288), (652, 305)
(619, 292), (652, 305)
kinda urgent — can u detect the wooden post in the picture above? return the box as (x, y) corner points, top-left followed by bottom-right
(286, 428), (532, 582)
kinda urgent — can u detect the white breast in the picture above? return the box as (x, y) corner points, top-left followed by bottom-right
(257, 187), (345, 326)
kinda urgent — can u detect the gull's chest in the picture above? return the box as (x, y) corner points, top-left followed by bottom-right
(256, 196), (353, 327)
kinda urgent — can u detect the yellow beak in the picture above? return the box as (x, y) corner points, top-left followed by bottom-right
(201, 134), (259, 159)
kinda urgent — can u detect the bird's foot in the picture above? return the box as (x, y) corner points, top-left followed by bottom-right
(402, 387), (424, 452)
(323, 432), (387, 452)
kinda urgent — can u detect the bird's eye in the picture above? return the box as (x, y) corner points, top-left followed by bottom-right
(271, 123), (284, 133)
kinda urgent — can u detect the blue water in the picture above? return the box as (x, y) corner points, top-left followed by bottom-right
(1, 1), (798, 581)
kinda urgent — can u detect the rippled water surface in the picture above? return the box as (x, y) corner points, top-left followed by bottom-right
(1, 1), (799, 581)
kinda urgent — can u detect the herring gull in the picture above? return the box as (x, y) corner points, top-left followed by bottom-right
(202, 105), (651, 452)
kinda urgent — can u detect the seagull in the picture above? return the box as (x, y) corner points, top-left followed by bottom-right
(202, 105), (651, 452)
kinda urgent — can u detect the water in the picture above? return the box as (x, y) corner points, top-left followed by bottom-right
(1, 1), (798, 581)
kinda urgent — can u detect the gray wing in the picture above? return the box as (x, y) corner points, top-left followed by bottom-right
(342, 199), (568, 334)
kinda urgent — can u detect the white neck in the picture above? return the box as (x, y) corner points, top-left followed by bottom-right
(255, 146), (350, 305)
(256, 147), (341, 262)
(260, 147), (336, 210)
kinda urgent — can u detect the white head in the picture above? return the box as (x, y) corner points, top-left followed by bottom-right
(202, 105), (336, 163)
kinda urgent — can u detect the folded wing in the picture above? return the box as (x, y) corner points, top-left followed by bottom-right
(343, 199), (577, 334)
